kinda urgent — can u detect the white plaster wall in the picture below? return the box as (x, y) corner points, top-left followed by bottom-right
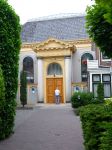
(72, 47), (95, 83)
(17, 49), (38, 105)
(19, 50), (37, 84)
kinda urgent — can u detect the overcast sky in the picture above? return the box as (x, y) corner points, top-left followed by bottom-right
(8, 0), (94, 24)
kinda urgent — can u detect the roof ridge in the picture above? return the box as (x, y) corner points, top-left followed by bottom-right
(27, 13), (85, 23)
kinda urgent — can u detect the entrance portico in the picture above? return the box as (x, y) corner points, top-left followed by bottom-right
(34, 38), (76, 103)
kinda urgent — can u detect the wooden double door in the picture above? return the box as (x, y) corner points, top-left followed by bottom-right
(46, 78), (63, 103)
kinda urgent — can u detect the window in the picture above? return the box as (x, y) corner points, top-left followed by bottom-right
(93, 83), (98, 97)
(23, 57), (34, 83)
(81, 53), (93, 82)
(104, 84), (111, 97)
(102, 52), (109, 59)
(102, 74), (110, 82)
(92, 74), (111, 98)
(102, 74), (111, 97)
(93, 74), (101, 82)
(101, 52), (111, 61)
(92, 74), (101, 97)
(47, 63), (62, 75)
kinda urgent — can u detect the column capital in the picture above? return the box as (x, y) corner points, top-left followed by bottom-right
(64, 56), (71, 59)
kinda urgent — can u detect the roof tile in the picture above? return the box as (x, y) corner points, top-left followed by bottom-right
(21, 15), (88, 43)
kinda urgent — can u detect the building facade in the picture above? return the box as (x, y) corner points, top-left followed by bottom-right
(17, 14), (107, 105)
(87, 47), (112, 98)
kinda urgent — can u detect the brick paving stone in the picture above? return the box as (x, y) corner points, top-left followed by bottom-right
(0, 104), (84, 150)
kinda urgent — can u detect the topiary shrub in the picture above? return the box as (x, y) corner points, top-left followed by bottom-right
(79, 104), (112, 150)
(105, 98), (112, 107)
(71, 92), (94, 108)
(97, 83), (104, 103)
(20, 71), (27, 107)
(0, 0), (21, 140)
(99, 122), (112, 150)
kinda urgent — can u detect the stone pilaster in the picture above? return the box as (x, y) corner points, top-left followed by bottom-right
(37, 58), (44, 102)
(65, 57), (72, 102)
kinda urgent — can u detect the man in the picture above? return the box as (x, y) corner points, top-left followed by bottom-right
(55, 87), (60, 104)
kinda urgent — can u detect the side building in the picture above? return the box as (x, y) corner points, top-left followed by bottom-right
(87, 46), (112, 98)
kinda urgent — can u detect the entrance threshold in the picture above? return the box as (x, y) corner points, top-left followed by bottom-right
(35, 103), (71, 109)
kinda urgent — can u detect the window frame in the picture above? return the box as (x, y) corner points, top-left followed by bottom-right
(92, 74), (101, 82)
(23, 56), (34, 83)
(102, 74), (111, 98)
(102, 74), (111, 82)
(81, 53), (93, 82)
(47, 63), (62, 76)
(92, 74), (101, 97)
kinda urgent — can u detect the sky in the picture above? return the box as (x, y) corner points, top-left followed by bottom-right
(8, 0), (94, 24)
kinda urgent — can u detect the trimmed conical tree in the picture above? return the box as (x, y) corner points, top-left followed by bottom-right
(97, 83), (104, 103)
(0, 65), (5, 139)
(20, 71), (27, 107)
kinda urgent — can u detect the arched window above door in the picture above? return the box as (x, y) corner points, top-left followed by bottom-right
(47, 63), (62, 75)
(81, 53), (93, 82)
(23, 56), (34, 83)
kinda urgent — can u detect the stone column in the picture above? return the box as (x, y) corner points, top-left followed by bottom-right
(65, 57), (72, 102)
(37, 58), (44, 102)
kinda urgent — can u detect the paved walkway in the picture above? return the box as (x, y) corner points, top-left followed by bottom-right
(0, 104), (84, 150)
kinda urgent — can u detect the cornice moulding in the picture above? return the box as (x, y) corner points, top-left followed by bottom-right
(21, 39), (91, 50)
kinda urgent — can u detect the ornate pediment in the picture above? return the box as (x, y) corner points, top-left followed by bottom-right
(34, 38), (74, 50)
(21, 38), (76, 58)
(33, 38), (76, 58)
(34, 38), (76, 57)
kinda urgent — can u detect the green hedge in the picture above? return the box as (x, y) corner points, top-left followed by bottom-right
(79, 104), (112, 150)
(0, 0), (21, 140)
(71, 92), (94, 108)
(0, 66), (5, 138)
(99, 122), (112, 150)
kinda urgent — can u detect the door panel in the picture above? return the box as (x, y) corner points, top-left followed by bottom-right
(55, 78), (63, 103)
(46, 78), (63, 103)
(46, 78), (55, 103)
